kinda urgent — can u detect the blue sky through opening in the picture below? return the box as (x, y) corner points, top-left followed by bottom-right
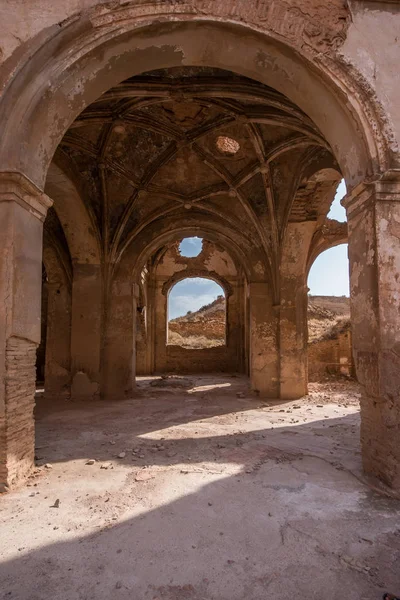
(308, 180), (349, 296)
(169, 278), (224, 320)
(179, 237), (203, 257)
(169, 182), (349, 319)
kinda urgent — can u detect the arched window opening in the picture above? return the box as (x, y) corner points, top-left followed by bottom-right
(307, 244), (352, 381)
(167, 278), (226, 349)
(327, 179), (347, 222)
(178, 237), (203, 258)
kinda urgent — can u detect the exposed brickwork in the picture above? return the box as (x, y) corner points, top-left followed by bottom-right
(0, 337), (36, 489)
(308, 329), (353, 381)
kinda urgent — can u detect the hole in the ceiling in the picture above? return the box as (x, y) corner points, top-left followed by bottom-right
(178, 237), (203, 258)
(112, 124), (126, 134)
(215, 136), (240, 156)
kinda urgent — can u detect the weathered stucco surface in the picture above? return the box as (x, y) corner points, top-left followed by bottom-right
(0, 1), (399, 491)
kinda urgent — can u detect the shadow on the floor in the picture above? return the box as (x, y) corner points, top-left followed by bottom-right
(2, 410), (400, 600)
(33, 375), (360, 470)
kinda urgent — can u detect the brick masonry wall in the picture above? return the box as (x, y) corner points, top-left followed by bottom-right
(0, 337), (36, 488)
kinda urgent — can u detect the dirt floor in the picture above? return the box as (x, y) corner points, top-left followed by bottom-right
(1, 375), (400, 600)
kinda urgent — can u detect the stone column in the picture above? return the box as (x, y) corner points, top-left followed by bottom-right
(249, 282), (279, 398)
(44, 279), (71, 397)
(102, 267), (136, 399)
(279, 222), (314, 399)
(343, 171), (400, 489)
(70, 263), (102, 399)
(0, 172), (52, 491)
(155, 280), (168, 372)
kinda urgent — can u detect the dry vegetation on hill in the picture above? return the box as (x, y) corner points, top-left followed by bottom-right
(168, 295), (351, 349)
(308, 295), (350, 343)
(168, 295), (226, 348)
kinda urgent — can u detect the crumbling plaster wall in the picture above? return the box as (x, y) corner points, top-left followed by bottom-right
(308, 329), (353, 381)
(137, 239), (246, 375)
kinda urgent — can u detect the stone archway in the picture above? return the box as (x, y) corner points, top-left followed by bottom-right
(1, 6), (400, 491)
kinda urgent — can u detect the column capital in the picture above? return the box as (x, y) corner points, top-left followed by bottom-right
(0, 171), (52, 221)
(341, 169), (400, 218)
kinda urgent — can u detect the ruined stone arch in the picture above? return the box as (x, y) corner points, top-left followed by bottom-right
(162, 270), (233, 299)
(307, 226), (348, 277)
(1, 2), (400, 492)
(0, 6), (396, 192)
(128, 224), (253, 285)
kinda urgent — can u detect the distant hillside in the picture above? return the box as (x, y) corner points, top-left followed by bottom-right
(168, 295), (225, 348)
(308, 295), (350, 342)
(172, 295), (225, 323)
(168, 294), (350, 348)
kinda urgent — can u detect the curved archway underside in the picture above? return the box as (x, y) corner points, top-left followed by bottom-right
(55, 66), (341, 294)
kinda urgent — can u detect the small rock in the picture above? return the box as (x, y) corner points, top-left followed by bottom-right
(135, 470), (154, 482)
(117, 452), (126, 459)
(101, 462), (113, 470)
(109, 441), (116, 445)
(51, 499), (60, 508)
(44, 463), (53, 469)
(85, 459), (95, 465)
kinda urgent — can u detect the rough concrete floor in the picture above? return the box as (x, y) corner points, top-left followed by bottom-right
(1, 375), (399, 600)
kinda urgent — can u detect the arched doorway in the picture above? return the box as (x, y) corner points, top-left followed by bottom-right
(0, 9), (399, 492)
(167, 278), (226, 349)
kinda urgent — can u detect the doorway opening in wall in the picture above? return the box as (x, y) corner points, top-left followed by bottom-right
(307, 180), (353, 381)
(167, 278), (226, 349)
